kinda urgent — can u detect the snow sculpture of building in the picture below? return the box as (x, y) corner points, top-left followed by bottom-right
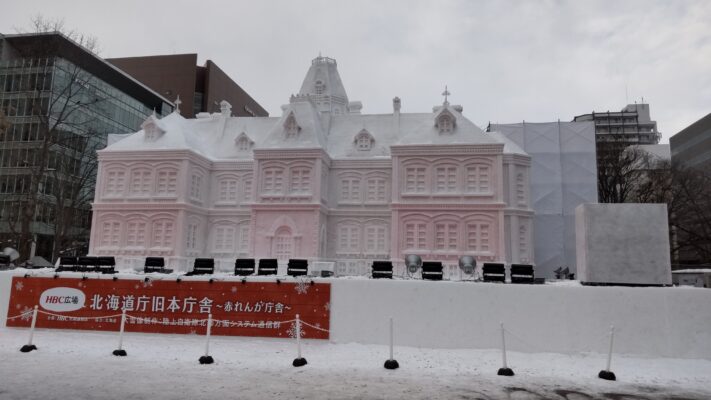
(90, 56), (533, 274)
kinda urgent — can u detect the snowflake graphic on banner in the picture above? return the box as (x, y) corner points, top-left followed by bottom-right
(20, 306), (33, 321)
(323, 302), (330, 312)
(287, 321), (306, 339)
(231, 286), (238, 293)
(14, 281), (23, 291)
(294, 279), (309, 295)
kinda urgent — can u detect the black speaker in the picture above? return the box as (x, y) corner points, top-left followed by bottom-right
(483, 263), (505, 283)
(510, 264), (534, 284)
(96, 256), (116, 274)
(77, 256), (98, 272)
(421, 261), (443, 281)
(144, 257), (169, 273)
(258, 259), (278, 275)
(371, 261), (393, 279)
(235, 258), (256, 276)
(57, 256), (78, 272)
(287, 259), (308, 277)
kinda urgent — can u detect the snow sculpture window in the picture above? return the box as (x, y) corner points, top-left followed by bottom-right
(465, 165), (490, 193)
(152, 220), (174, 248)
(274, 227), (293, 260)
(126, 220), (147, 247)
(365, 224), (388, 254)
(218, 178), (238, 202)
(190, 174), (202, 201)
(315, 80), (325, 95)
(435, 110), (456, 134)
(354, 130), (374, 151)
(435, 166), (458, 193)
(214, 226), (235, 251)
(516, 172), (526, 206)
(156, 169), (177, 195)
(186, 223), (198, 250)
(404, 222), (427, 250)
(242, 176), (253, 202)
(366, 178), (387, 202)
(340, 177), (361, 202)
(404, 167), (427, 193)
(101, 221), (121, 247)
(338, 223), (361, 253)
(129, 169), (152, 196)
(238, 224), (250, 253)
(105, 170), (125, 196)
(263, 168), (284, 194)
(519, 223), (528, 261)
(435, 222), (458, 250)
(284, 112), (300, 138)
(289, 168), (311, 194)
(466, 222), (490, 252)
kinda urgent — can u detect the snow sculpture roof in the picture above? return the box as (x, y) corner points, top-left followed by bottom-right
(102, 55), (526, 160)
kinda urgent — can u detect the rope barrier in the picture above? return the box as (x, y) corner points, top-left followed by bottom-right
(299, 320), (330, 333)
(5, 310), (34, 320)
(36, 310), (123, 321)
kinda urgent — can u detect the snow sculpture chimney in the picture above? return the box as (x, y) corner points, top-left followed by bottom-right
(220, 100), (232, 117)
(393, 97), (401, 115)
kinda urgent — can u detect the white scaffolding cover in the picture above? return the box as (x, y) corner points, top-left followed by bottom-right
(489, 122), (597, 277)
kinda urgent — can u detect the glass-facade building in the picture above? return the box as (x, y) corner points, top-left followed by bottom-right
(0, 32), (172, 262)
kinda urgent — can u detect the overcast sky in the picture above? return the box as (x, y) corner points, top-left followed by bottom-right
(2, 0), (710, 142)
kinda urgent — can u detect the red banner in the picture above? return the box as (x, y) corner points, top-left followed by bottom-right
(6, 276), (330, 339)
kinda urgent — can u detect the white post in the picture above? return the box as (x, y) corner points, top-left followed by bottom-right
(204, 314), (213, 357)
(27, 305), (38, 346)
(500, 322), (508, 369)
(296, 314), (302, 358)
(605, 325), (615, 372)
(117, 310), (127, 351)
(389, 316), (394, 361)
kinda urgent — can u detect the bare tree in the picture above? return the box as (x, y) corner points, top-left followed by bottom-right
(2, 16), (107, 262)
(596, 139), (649, 203)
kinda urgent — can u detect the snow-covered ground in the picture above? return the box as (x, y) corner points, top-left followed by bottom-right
(2, 327), (710, 400)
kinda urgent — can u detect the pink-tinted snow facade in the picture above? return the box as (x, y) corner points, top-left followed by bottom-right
(90, 56), (533, 273)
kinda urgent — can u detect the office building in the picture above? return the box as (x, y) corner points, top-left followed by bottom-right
(107, 54), (268, 118)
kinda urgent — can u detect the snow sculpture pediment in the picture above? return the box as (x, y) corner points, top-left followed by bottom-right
(434, 108), (456, 134)
(284, 111), (301, 138)
(354, 129), (374, 151)
(141, 115), (165, 141)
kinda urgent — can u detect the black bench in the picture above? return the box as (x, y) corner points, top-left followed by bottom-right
(510, 264), (534, 284)
(371, 261), (394, 279)
(144, 257), (173, 273)
(287, 259), (309, 277)
(422, 261), (443, 281)
(483, 263), (506, 283)
(186, 258), (214, 276)
(257, 259), (278, 275)
(235, 258), (256, 276)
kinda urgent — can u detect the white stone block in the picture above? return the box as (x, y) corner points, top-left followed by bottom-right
(576, 203), (671, 285)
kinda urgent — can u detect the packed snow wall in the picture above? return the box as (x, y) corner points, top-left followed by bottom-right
(3, 272), (710, 359)
(489, 122), (598, 278)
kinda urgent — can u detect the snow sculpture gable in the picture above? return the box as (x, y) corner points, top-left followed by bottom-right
(354, 129), (374, 151)
(141, 114), (165, 142)
(235, 132), (254, 151)
(284, 111), (301, 138)
(435, 108), (456, 134)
